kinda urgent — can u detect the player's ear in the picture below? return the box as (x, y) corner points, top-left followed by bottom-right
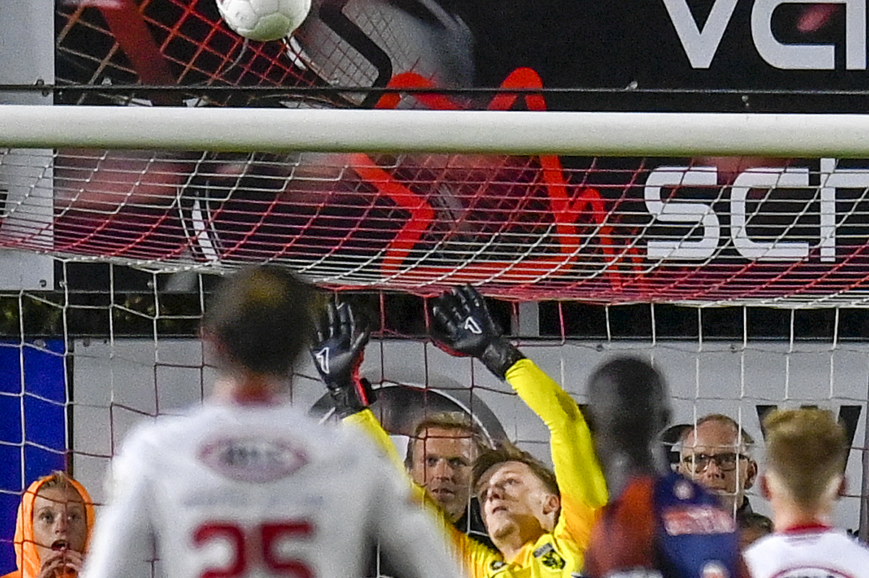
(759, 473), (771, 500)
(837, 475), (848, 499)
(542, 493), (560, 517)
(744, 458), (758, 490)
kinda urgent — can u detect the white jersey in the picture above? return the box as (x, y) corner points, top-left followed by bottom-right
(745, 527), (869, 578)
(82, 401), (463, 578)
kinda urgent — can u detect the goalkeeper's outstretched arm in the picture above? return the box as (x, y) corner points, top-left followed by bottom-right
(430, 286), (608, 535)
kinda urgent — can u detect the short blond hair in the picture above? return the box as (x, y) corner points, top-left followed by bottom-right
(763, 408), (847, 509)
(38, 471), (81, 495)
(404, 411), (489, 469)
(472, 442), (559, 498)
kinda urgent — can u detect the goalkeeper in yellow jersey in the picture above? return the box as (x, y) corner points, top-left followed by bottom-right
(310, 286), (608, 578)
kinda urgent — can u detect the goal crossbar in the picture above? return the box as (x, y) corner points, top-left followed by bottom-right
(3, 105), (869, 156)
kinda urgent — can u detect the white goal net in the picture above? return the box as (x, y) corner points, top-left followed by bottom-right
(3, 0), (869, 574)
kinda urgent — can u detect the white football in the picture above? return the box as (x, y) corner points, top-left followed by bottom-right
(217, 0), (311, 42)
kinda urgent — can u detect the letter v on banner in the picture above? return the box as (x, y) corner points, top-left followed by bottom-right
(662, 0), (738, 68)
(755, 398), (868, 541)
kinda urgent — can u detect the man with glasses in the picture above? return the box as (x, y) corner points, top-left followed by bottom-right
(677, 414), (759, 520)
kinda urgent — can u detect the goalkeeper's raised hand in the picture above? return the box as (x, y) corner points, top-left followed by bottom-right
(310, 300), (376, 417)
(430, 285), (525, 380)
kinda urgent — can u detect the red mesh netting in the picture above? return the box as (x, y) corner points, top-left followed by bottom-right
(3, 0), (869, 304)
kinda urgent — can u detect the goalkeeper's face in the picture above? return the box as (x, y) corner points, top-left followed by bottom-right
(476, 461), (560, 543)
(409, 426), (476, 523)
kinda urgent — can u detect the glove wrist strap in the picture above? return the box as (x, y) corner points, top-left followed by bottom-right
(480, 340), (525, 380)
(329, 377), (376, 419)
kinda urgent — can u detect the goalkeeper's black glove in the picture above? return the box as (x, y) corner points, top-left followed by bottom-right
(430, 285), (525, 380)
(310, 300), (376, 418)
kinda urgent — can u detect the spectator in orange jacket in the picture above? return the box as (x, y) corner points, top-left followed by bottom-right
(2, 472), (94, 578)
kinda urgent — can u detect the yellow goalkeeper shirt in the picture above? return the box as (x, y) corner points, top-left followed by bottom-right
(345, 358), (607, 578)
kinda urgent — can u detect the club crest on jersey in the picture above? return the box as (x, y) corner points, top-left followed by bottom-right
(199, 437), (308, 482)
(700, 562), (729, 578)
(673, 479), (694, 501)
(533, 543), (565, 570)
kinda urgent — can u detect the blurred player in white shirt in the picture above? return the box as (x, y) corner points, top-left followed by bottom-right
(745, 408), (869, 577)
(80, 265), (464, 578)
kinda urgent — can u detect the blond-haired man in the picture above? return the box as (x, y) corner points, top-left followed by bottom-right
(405, 412), (493, 546)
(745, 408), (869, 577)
